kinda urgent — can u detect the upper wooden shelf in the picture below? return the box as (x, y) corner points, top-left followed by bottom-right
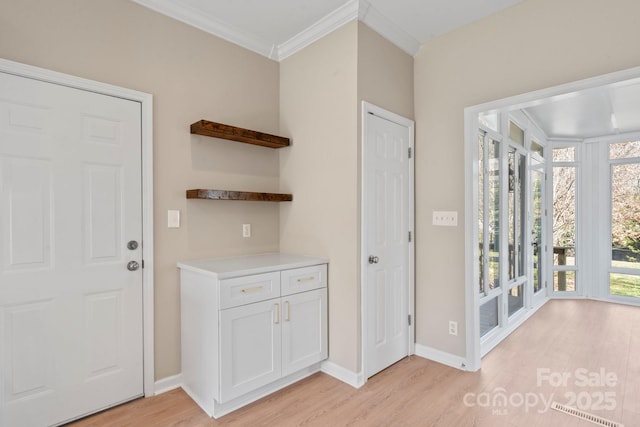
(187, 189), (293, 202)
(191, 120), (290, 149)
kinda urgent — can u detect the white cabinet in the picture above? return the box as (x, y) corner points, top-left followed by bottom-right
(178, 253), (328, 419)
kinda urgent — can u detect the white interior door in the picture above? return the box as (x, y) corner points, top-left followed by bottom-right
(0, 72), (143, 426)
(364, 106), (413, 378)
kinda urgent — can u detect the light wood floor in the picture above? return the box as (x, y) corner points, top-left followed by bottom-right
(68, 299), (640, 426)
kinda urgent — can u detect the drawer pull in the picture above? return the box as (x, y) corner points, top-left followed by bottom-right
(241, 285), (264, 293)
(296, 276), (316, 283)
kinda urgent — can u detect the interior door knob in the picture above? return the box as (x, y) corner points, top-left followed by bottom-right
(368, 255), (379, 264)
(127, 261), (140, 271)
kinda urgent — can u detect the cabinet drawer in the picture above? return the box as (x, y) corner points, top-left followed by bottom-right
(220, 272), (280, 309)
(281, 264), (327, 296)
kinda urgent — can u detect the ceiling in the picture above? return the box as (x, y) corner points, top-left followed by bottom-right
(131, 0), (640, 140)
(523, 78), (640, 140)
(132, 0), (524, 60)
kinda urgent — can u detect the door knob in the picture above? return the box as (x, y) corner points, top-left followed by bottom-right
(127, 261), (140, 271)
(368, 255), (379, 264)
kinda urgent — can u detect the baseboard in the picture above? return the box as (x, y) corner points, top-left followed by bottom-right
(320, 360), (365, 388)
(414, 344), (469, 371)
(154, 373), (183, 395)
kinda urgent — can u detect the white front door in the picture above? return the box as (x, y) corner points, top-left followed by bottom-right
(0, 72), (143, 426)
(363, 105), (414, 378)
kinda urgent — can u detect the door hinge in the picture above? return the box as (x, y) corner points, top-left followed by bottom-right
(141, 260), (145, 269)
(408, 231), (412, 242)
(408, 314), (412, 326)
(408, 147), (412, 159)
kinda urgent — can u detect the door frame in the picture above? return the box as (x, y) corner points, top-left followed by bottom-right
(360, 101), (415, 381)
(0, 58), (155, 396)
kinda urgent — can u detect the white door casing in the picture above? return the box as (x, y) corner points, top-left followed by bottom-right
(0, 59), (154, 426)
(361, 102), (415, 379)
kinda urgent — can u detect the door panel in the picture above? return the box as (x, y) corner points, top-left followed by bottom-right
(365, 112), (411, 378)
(0, 72), (143, 427)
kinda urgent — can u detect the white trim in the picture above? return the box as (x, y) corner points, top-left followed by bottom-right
(358, 0), (420, 56)
(277, 0), (360, 61)
(320, 361), (365, 389)
(132, 0), (418, 61)
(154, 374), (182, 395)
(414, 344), (469, 371)
(360, 101), (415, 382)
(0, 58), (156, 397)
(131, 0), (275, 59)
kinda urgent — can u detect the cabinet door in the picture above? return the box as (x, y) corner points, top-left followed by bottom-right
(220, 299), (282, 402)
(282, 288), (328, 376)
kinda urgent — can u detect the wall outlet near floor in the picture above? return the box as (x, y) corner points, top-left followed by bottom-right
(242, 223), (251, 238)
(449, 320), (458, 336)
(433, 211), (458, 226)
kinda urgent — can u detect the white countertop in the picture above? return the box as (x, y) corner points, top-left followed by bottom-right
(177, 253), (328, 279)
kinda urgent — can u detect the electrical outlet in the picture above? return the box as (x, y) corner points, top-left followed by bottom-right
(449, 320), (458, 336)
(242, 223), (251, 238)
(433, 211), (458, 226)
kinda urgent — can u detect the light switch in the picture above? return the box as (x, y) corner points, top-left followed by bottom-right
(242, 223), (251, 238)
(433, 211), (458, 226)
(168, 210), (180, 228)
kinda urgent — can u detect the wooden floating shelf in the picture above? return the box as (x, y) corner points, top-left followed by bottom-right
(186, 189), (293, 202)
(191, 120), (290, 149)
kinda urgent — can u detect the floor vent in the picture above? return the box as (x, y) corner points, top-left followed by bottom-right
(551, 401), (624, 427)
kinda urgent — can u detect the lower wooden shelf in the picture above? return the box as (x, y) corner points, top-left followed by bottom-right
(186, 189), (293, 202)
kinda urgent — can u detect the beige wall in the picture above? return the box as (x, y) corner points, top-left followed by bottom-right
(0, 0), (281, 380)
(357, 22), (414, 121)
(279, 22), (360, 372)
(414, 0), (640, 356)
(279, 21), (413, 373)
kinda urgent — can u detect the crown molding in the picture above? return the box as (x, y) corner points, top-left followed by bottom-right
(358, 1), (420, 56)
(131, 0), (276, 59)
(276, 0), (360, 61)
(132, 0), (419, 61)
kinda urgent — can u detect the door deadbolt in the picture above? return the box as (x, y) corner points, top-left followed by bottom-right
(368, 255), (379, 264)
(127, 240), (139, 250)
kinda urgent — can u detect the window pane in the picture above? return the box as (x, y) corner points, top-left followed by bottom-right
(488, 139), (500, 289)
(553, 166), (576, 266)
(554, 246), (575, 266)
(532, 169), (544, 293)
(611, 163), (640, 270)
(509, 121), (524, 146)
(508, 151), (515, 280)
(610, 273), (640, 297)
(478, 133), (484, 294)
(480, 298), (499, 337)
(508, 285), (524, 316)
(531, 140), (544, 157)
(553, 147), (575, 162)
(554, 271), (575, 291)
(610, 141), (640, 159)
(479, 112), (498, 132)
